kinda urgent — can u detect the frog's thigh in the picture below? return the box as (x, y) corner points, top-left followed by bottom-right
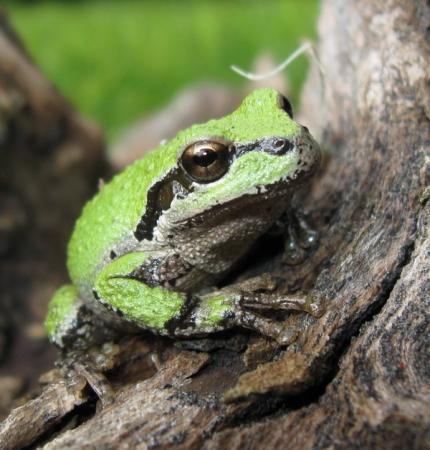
(45, 284), (82, 347)
(94, 252), (185, 332)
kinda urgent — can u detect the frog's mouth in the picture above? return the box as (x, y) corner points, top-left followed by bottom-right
(175, 178), (299, 230)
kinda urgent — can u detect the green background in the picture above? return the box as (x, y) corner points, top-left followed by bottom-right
(7, 0), (319, 140)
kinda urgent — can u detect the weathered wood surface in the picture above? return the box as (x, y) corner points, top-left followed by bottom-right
(0, 5), (105, 408)
(1, 0), (429, 448)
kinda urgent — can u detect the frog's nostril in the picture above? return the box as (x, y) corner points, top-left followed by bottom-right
(272, 139), (293, 155)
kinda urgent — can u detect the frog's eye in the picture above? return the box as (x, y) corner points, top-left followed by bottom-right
(279, 95), (294, 119)
(181, 140), (231, 183)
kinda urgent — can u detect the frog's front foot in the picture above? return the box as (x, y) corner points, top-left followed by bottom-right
(283, 210), (319, 265)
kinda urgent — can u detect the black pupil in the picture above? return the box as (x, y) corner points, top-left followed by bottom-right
(193, 148), (217, 167)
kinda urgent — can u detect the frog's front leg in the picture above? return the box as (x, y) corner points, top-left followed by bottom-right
(276, 209), (319, 265)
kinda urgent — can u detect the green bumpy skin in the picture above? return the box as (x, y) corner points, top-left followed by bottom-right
(94, 252), (185, 330)
(67, 88), (300, 289)
(45, 285), (79, 344)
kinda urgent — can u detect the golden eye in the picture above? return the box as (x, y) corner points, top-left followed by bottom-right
(181, 140), (231, 183)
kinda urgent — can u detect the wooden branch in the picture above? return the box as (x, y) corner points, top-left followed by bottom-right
(1, 0), (429, 448)
(0, 5), (105, 407)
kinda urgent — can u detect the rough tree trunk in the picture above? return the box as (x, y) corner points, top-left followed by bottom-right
(1, 1), (429, 449)
(0, 7), (106, 409)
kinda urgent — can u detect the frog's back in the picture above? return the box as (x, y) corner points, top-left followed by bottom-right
(67, 145), (177, 294)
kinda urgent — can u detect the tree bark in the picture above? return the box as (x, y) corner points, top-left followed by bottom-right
(0, 6), (105, 407)
(1, 0), (429, 449)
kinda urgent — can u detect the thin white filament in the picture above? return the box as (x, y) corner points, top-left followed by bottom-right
(231, 42), (325, 82)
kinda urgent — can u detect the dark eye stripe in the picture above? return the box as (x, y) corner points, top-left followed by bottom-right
(234, 137), (294, 157)
(134, 168), (193, 242)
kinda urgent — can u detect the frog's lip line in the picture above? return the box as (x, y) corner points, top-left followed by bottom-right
(170, 153), (318, 225)
(170, 176), (309, 226)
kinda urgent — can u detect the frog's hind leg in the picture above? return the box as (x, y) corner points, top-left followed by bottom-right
(46, 285), (116, 406)
(93, 252), (186, 334)
(46, 284), (118, 348)
(46, 284), (86, 348)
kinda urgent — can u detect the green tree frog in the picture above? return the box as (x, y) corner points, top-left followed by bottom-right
(46, 88), (322, 349)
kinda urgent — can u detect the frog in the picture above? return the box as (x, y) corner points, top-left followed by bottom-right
(45, 88), (322, 351)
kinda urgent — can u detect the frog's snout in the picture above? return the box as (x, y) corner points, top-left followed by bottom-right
(296, 126), (321, 178)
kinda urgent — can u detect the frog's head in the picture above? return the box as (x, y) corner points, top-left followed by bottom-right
(164, 88), (320, 218)
(148, 88), (320, 272)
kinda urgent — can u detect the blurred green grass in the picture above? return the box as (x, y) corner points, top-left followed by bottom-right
(7, 0), (319, 140)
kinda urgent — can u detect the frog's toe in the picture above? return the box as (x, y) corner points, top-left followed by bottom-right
(240, 292), (325, 317)
(306, 298), (325, 317)
(283, 236), (308, 265)
(283, 210), (319, 265)
(273, 325), (299, 346)
(231, 308), (297, 346)
(288, 294), (325, 317)
(298, 228), (319, 250)
(73, 360), (115, 408)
